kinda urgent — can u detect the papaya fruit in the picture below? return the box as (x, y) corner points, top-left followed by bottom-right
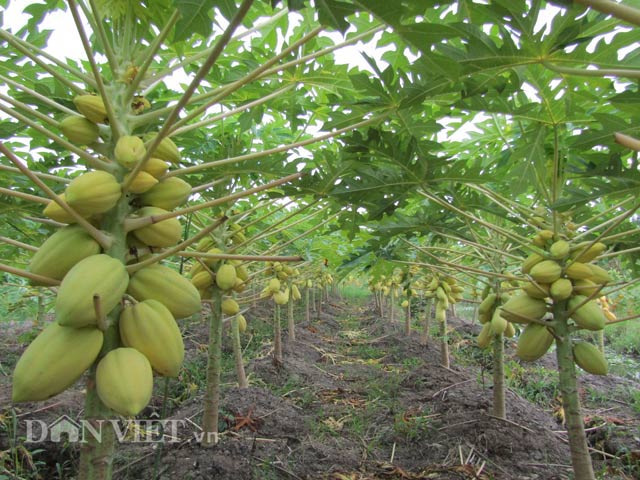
(435, 304), (446, 323)
(550, 278), (573, 301)
(221, 297), (240, 315)
(570, 241), (606, 263)
(490, 308), (508, 335)
(529, 260), (562, 284)
(273, 290), (288, 305)
(139, 177), (191, 210)
(500, 294), (547, 324)
(127, 263), (201, 319)
(215, 264), (237, 291)
(291, 284), (302, 301)
(572, 341), (608, 375)
(522, 281), (550, 300)
(516, 323), (554, 361)
(146, 135), (180, 164)
(567, 295), (605, 331)
(73, 95), (107, 124)
(115, 135), (146, 169)
(124, 171), (158, 194)
(564, 262), (593, 281)
(477, 323), (493, 348)
(119, 300), (184, 377)
(60, 116), (99, 145)
(12, 323), (103, 402)
(549, 239), (570, 260)
(190, 270), (213, 290)
(587, 264), (612, 284)
(572, 278), (600, 297)
(65, 170), (121, 216)
(237, 313), (247, 333)
(56, 254), (128, 327)
(235, 265), (249, 282)
(142, 157), (170, 179)
(43, 193), (77, 224)
(96, 348), (153, 416)
(268, 278), (281, 294)
(478, 293), (497, 315)
(131, 207), (182, 247)
(28, 225), (101, 284)
(504, 321), (516, 338)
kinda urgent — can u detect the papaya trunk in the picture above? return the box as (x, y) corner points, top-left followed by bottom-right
(554, 306), (595, 480)
(597, 330), (605, 355)
(305, 286), (310, 323)
(404, 300), (411, 336)
(231, 315), (248, 388)
(420, 298), (431, 346)
(273, 303), (283, 366)
(492, 332), (506, 419)
(312, 287), (316, 313)
(201, 288), (223, 446)
(439, 301), (449, 368)
(472, 302), (479, 324)
(390, 290), (395, 324)
(287, 285), (295, 341)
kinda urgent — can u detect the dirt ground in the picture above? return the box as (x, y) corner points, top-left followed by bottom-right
(1, 298), (639, 479)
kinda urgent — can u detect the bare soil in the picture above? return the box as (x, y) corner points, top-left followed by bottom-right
(1, 298), (639, 479)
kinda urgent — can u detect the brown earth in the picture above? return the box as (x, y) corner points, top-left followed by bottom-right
(1, 298), (639, 479)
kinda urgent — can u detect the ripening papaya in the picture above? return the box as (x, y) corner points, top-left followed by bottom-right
(572, 341), (608, 375)
(215, 264), (237, 291)
(73, 95), (107, 124)
(60, 116), (99, 145)
(115, 135), (146, 169)
(529, 260), (562, 284)
(139, 177), (192, 210)
(516, 323), (554, 361)
(567, 295), (605, 331)
(65, 170), (122, 217)
(221, 297), (240, 315)
(130, 207), (182, 247)
(500, 294), (547, 324)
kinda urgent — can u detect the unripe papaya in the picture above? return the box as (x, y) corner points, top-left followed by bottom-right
(504, 321), (516, 338)
(127, 263), (201, 319)
(56, 254), (128, 327)
(477, 322), (493, 348)
(12, 323), (103, 402)
(115, 135), (146, 169)
(516, 323), (554, 361)
(273, 290), (288, 305)
(501, 294), (547, 324)
(572, 279), (600, 297)
(216, 264), (237, 291)
(124, 171), (158, 194)
(401, 300), (409, 308)
(131, 207), (182, 247)
(564, 262), (593, 280)
(490, 308), (508, 335)
(96, 348), (153, 416)
(529, 260), (562, 284)
(236, 265), (249, 282)
(572, 341), (608, 375)
(550, 278), (573, 301)
(538, 229), (554, 241)
(139, 177), (191, 210)
(522, 281), (550, 300)
(233, 277), (247, 293)
(73, 95), (107, 124)
(268, 278), (281, 294)
(204, 247), (223, 267)
(60, 116), (99, 145)
(587, 264), (612, 284)
(237, 313), (247, 333)
(66, 170), (121, 216)
(28, 225), (101, 284)
(147, 135), (180, 164)
(435, 304), (446, 323)
(567, 296), (605, 331)
(190, 270), (213, 290)
(549, 239), (571, 260)
(119, 300), (184, 377)
(291, 284), (301, 301)
(221, 297), (240, 315)
(43, 193), (76, 223)
(478, 293), (497, 315)
(142, 157), (170, 179)
(570, 241), (606, 263)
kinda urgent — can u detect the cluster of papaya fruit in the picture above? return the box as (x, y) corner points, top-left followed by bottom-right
(485, 227), (611, 375)
(260, 262), (302, 305)
(423, 275), (464, 321)
(13, 94), (201, 416)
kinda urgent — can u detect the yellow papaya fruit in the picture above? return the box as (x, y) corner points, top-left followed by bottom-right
(147, 135), (180, 164)
(572, 279), (600, 297)
(570, 241), (606, 263)
(127, 263), (201, 318)
(549, 239), (571, 259)
(490, 308), (508, 335)
(516, 323), (554, 361)
(237, 313), (247, 333)
(56, 254), (129, 327)
(215, 264), (237, 291)
(65, 170), (122, 216)
(115, 135), (146, 169)
(73, 94), (107, 124)
(291, 284), (301, 301)
(587, 264), (612, 284)
(12, 323), (103, 402)
(119, 300), (184, 377)
(142, 157), (170, 179)
(478, 293), (497, 315)
(124, 171), (158, 194)
(60, 116), (99, 145)
(43, 193), (76, 224)
(500, 294), (547, 324)
(268, 278), (281, 293)
(529, 260), (562, 284)
(190, 270), (213, 290)
(235, 265), (249, 282)
(131, 207), (182, 247)
(522, 281), (550, 300)
(538, 229), (554, 241)
(504, 321), (516, 338)
(477, 323), (493, 348)
(233, 277), (247, 293)
(204, 247), (223, 267)
(567, 296), (605, 331)
(96, 348), (153, 416)
(221, 297), (240, 315)
(28, 225), (101, 284)
(550, 278), (573, 301)
(435, 304), (446, 323)
(564, 262), (593, 280)
(139, 177), (192, 210)
(573, 341), (608, 375)
(273, 290), (288, 305)
(306, 279), (313, 288)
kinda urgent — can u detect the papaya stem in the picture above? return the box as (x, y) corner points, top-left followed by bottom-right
(201, 290), (223, 446)
(0, 236), (39, 252)
(574, 0), (640, 26)
(231, 315), (249, 388)
(0, 187), (50, 205)
(0, 263), (59, 286)
(0, 164), (70, 183)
